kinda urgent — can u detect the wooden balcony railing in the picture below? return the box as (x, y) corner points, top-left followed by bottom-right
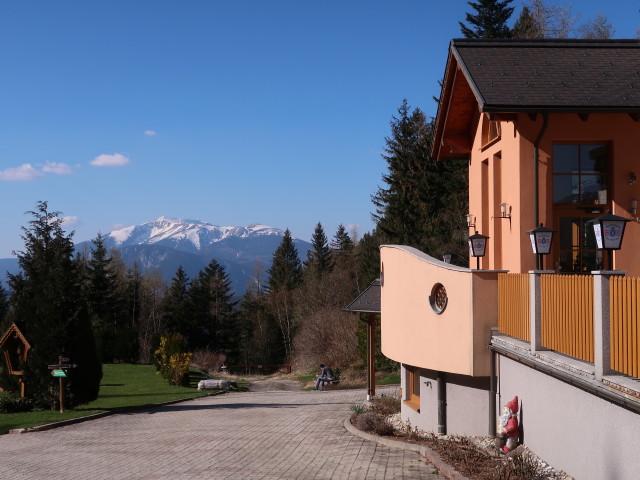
(541, 274), (594, 363)
(498, 271), (640, 380)
(498, 273), (530, 342)
(610, 276), (640, 378)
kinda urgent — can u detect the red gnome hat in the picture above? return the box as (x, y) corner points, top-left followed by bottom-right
(506, 396), (519, 414)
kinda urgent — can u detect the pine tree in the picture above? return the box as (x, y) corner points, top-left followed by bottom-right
(266, 229), (302, 361)
(162, 266), (191, 340)
(188, 260), (236, 352)
(237, 267), (281, 365)
(6, 201), (102, 407)
(460, 0), (515, 38)
(357, 231), (382, 290)
(304, 222), (333, 276)
(371, 101), (468, 266)
(86, 233), (130, 362)
(372, 100), (433, 247)
(331, 224), (354, 258)
(0, 282), (9, 329)
(512, 6), (543, 38)
(267, 229), (302, 292)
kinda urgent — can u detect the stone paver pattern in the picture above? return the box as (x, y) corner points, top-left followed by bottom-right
(0, 387), (446, 480)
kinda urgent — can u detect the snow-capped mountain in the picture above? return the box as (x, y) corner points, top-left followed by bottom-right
(105, 217), (285, 255)
(80, 217), (311, 294)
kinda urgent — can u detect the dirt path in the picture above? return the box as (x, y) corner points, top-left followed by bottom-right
(245, 374), (305, 392)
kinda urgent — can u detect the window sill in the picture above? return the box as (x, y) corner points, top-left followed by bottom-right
(480, 136), (501, 152)
(403, 398), (420, 413)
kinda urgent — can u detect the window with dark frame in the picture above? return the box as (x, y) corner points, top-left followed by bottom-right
(553, 143), (609, 273)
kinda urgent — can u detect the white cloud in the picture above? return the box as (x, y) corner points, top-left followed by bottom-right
(61, 216), (80, 227)
(42, 161), (74, 175)
(0, 163), (44, 181)
(90, 153), (130, 167)
(144, 130), (157, 136)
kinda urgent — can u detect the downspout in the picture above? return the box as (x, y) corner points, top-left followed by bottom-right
(437, 371), (447, 435)
(533, 113), (549, 226)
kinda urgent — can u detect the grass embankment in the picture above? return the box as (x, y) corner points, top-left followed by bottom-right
(297, 368), (400, 390)
(0, 364), (245, 435)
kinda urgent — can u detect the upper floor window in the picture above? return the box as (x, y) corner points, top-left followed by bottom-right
(481, 118), (501, 147)
(553, 144), (608, 206)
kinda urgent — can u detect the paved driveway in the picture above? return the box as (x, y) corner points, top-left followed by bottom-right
(0, 387), (445, 480)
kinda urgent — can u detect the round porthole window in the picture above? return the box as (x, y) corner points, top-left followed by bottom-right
(429, 283), (448, 314)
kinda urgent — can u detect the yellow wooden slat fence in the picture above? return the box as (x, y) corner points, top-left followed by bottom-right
(498, 273), (530, 342)
(610, 276), (640, 378)
(541, 274), (594, 362)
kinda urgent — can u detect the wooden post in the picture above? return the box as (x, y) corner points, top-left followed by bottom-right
(59, 376), (65, 413)
(58, 356), (65, 413)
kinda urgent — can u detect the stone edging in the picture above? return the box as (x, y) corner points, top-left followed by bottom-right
(343, 418), (470, 480)
(9, 391), (226, 434)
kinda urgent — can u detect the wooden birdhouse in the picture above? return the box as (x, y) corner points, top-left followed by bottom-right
(0, 323), (31, 397)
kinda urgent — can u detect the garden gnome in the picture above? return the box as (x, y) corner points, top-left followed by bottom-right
(497, 396), (519, 453)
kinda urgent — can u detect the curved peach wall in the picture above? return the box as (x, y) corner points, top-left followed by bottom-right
(380, 245), (502, 376)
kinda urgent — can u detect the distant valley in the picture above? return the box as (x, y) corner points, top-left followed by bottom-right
(1, 217), (312, 294)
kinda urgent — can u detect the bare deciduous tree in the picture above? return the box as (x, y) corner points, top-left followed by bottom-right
(577, 12), (615, 39)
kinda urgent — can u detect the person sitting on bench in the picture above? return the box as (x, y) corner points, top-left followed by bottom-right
(314, 363), (335, 390)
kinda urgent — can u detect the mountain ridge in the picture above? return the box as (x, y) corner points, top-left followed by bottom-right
(2, 217), (311, 294)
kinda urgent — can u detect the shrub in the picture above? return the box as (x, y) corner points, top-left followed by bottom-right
(495, 451), (540, 480)
(353, 412), (394, 436)
(369, 396), (401, 415)
(191, 349), (226, 376)
(350, 403), (366, 414)
(0, 396), (34, 414)
(155, 335), (192, 386)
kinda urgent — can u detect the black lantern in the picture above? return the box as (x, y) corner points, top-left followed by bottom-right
(467, 231), (489, 270)
(589, 212), (631, 270)
(527, 223), (556, 270)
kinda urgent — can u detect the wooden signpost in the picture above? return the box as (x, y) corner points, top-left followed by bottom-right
(47, 356), (78, 413)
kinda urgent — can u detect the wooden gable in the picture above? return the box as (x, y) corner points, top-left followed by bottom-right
(0, 323), (31, 375)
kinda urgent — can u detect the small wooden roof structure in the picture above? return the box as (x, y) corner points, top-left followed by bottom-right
(345, 279), (381, 399)
(344, 278), (381, 314)
(0, 322), (31, 376)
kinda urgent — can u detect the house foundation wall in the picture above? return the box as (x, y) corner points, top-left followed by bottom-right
(400, 365), (490, 437)
(498, 355), (640, 480)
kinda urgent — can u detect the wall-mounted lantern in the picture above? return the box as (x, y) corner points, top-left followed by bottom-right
(466, 214), (476, 228)
(499, 202), (511, 219)
(468, 231), (489, 270)
(527, 223), (556, 270)
(589, 212), (631, 270)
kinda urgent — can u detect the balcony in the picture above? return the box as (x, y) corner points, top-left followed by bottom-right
(496, 271), (640, 394)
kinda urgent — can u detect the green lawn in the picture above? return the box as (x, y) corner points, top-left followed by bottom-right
(0, 364), (235, 435)
(377, 371), (400, 385)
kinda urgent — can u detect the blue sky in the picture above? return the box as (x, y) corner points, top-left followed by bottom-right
(1, 1), (638, 258)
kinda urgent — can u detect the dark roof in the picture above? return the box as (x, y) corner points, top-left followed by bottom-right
(433, 38), (640, 160)
(344, 279), (380, 314)
(453, 38), (640, 112)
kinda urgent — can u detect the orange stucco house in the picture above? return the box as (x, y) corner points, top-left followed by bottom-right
(380, 39), (640, 480)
